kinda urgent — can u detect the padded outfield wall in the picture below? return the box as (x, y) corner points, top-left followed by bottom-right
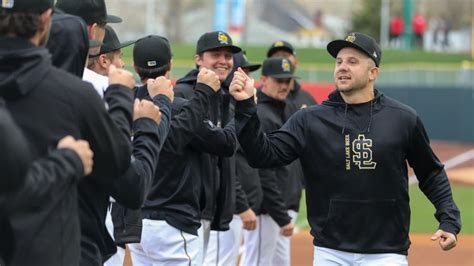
(302, 83), (474, 143)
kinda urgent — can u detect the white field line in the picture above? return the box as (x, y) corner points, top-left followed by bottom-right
(409, 149), (474, 185)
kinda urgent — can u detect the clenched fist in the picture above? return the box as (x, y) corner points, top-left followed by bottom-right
(133, 99), (161, 124)
(147, 76), (174, 102)
(229, 68), (255, 101)
(57, 136), (94, 176)
(108, 64), (135, 89)
(197, 67), (220, 92)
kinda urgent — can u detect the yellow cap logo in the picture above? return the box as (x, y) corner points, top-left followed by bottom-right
(274, 40), (284, 47)
(281, 59), (291, 72)
(218, 32), (229, 44)
(345, 33), (356, 43)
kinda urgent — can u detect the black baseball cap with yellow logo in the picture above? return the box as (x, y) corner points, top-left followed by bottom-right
(267, 40), (295, 57)
(327, 32), (382, 67)
(261, 57), (297, 79)
(1, 0), (53, 13)
(196, 31), (241, 54)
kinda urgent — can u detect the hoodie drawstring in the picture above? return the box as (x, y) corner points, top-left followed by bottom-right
(341, 103), (348, 134)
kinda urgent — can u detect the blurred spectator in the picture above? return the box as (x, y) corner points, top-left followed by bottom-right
(442, 18), (452, 50)
(389, 16), (404, 48)
(412, 13), (427, 48)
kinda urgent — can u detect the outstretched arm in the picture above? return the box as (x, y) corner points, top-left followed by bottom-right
(230, 68), (303, 168)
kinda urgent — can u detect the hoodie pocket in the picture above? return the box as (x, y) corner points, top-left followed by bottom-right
(320, 199), (408, 252)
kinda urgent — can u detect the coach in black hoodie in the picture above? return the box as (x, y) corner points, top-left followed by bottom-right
(230, 32), (460, 264)
(0, 1), (133, 265)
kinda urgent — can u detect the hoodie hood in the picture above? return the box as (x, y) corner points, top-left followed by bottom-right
(0, 38), (51, 100)
(176, 69), (199, 85)
(322, 89), (383, 134)
(46, 9), (89, 77)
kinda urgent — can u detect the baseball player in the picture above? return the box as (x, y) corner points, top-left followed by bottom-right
(204, 50), (261, 266)
(229, 32), (461, 265)
(0, 0), (134, 265)
(174, 31), (242, 264)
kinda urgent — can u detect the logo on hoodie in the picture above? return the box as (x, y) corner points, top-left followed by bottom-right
(345, 134), (377, 170)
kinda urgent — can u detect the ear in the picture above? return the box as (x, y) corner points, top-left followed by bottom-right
(194, 54), (202, 67)
(39, 8), (52, 24)
(88, 23), (98, 40)
(98, 54), (109, 69)
(369, 66), (379, 81)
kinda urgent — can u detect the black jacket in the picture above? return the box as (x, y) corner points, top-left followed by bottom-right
(46, 9), (89, 77)
(174, 69), (238, 230)
(0, 38), (132, 266)
(0, 107), (31, 265)
(139, 82), (236, 235)
(235, 89), (461, 255)
(256, 89), (302, 226)
(234, 147), (263, 215)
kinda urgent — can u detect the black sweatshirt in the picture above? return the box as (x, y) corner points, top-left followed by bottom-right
(0, 38), (132, 266)
(140, 83), (236, 235)
(175, 69), (238, 231)
(235, 89), (461, 255)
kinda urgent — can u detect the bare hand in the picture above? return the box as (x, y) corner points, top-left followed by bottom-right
(431, 229), (457, 251)
(108, 64), (135, 89)
(197, 67), (220, 92)
(280, 222), (294, 237)
(230, 67), (255, 101)
(146, 76), (174, 102)
(239, 209), (257, 231)
(133, 99), (161, 124)
(57, 136), (94, 176)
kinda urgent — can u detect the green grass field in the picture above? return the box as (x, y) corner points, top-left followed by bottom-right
(296, 185), (474, 233)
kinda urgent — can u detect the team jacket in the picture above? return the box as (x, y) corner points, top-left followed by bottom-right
(138, 83), (236, 235)
(174, 69), (239, 231)
(256, 89), (303, 226)
(235, 89), (461, 255)
(0, 38), (133, 266)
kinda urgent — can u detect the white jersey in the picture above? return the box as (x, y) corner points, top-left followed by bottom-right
(82, 68), (108, 99)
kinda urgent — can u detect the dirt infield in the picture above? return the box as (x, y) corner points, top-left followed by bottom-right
(291, 231), (474, 266)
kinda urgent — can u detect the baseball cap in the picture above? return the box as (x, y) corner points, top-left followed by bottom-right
(327, 32), (382, 67)
(261, 57), (297, 79)
(234, 51), (261, 73)
(133, 35), (172, 69)
(267, 40), (295, 58)
(98, 25), (135, 55)
(55, 0), (122, 25)
(1, 0), (53, 13)
(196, 31), (241, 54)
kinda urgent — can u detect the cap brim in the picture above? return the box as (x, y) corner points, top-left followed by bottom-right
(268, 73), (299, 79)
(100, 40), (136, 55)
(242, 63), (261, 72)
(200, 45), (242, 54)
(267, 46), (294, 58)
(106, 14), (122, 23)
(327, 40), (370, 60)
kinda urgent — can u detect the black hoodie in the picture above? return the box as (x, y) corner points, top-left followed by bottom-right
(235, 89), (461, 255)
(0, 38), (132, 265)
(46, 9), (89, 77)
(174, 69), (237, 231)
